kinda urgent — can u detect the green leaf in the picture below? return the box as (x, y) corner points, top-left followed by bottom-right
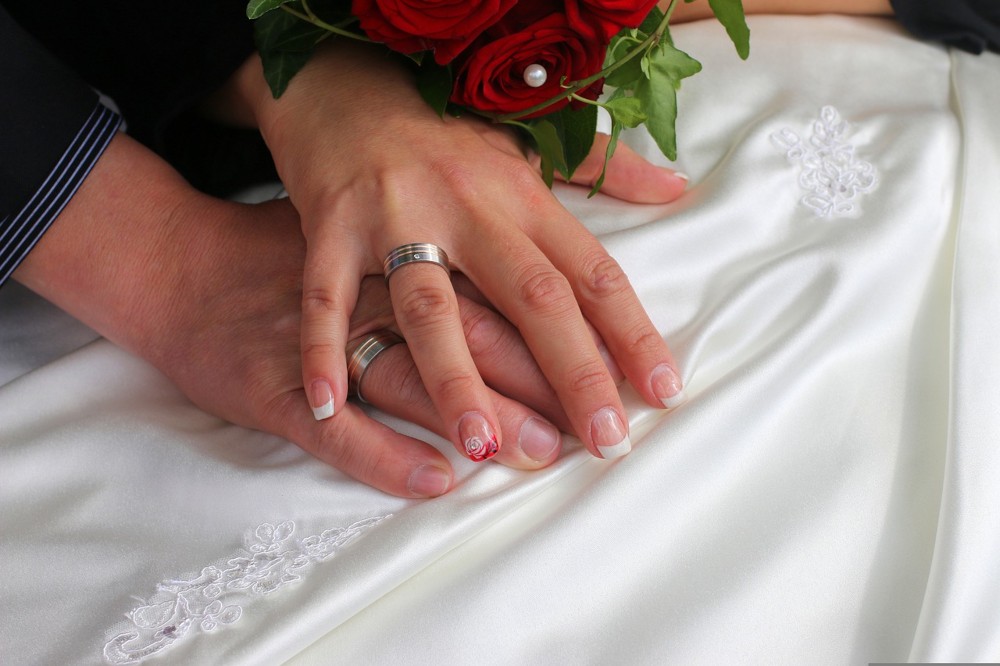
(637, 5), (665, 35)
(521, 120), (568, 189)
(707, 0), (751, 59)
(603, 96), (646, 129)
(416, 61), (452, 117)
(637, 81), (677, 161)
(254, 6), (323, 51)
(634, 42), (701, 161)
(260, 49), (316, 97)
(254, 7), (327, 97)
(649, 39), (703, 83)
(246, 0), (293, 19)
(548, 105), (597, 179)
(604, 48), (645, 88)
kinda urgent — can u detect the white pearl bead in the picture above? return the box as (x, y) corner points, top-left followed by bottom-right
(522, 64), (548, 88)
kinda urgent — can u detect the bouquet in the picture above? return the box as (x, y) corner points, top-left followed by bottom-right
(246, 0), (750, 193)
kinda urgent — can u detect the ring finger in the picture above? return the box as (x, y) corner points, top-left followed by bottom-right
(382, 243), (503, 463)
(458, 228), (633, 461)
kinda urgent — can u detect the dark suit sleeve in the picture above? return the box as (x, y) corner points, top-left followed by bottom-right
(0, 4), (121, 287)
(891, 0), (1000, 53)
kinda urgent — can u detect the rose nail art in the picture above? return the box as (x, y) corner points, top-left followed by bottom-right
(458, 412), (500, 462)
(464, 434), (499, 462)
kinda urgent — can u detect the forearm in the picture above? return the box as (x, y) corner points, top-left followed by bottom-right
(667, 0), (893, 23)
(12, 133), (218, 361)
(201, 37), (419, 134)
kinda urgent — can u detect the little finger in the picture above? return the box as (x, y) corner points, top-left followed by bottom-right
(460, 236), (632, 461)
(566, 132), (689, 204)
(539, 223), (686, 410)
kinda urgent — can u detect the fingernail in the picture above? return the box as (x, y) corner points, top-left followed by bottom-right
(591, 407), (631, 460)
(408, 465), (451, 498)
(518, 417), (561, 462)
(458, 412), (499, 462)
(673, 171), (690, 182)
(651, 363), (686, 409)
(309, 379), (335, 421)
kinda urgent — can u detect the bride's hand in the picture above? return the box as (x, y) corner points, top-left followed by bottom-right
(159, 198), (571, 496)
(233, 40), (688, 463)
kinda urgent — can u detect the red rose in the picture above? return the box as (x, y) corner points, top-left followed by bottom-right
(351, 0), (517, 65)
(565, 0), (660, 41)
(451, 11), (607, 118)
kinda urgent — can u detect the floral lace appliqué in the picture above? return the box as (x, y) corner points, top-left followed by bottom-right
(771, 105), (879, 219)
(103, 516), (389, 665)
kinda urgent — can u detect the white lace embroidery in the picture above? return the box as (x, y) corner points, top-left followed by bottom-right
(771, 105), (879, 219)
(103, 516), (390, 665)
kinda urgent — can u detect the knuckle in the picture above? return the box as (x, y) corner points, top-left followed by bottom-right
(396, 284), (454, 327)
(513, 264), (573, 314)
(433, 159), (477, 193)
(430, 369), (478, 403)
(565, 358), (613, 396)
(505, 160), (551, 209)
(507, 159), (544, 189)
(578, 252), (631, 301)
(620, 324), (665, 358)
(302, 287), (337, 312)
(300, 340), (340, 358)
(302, 287), (350, 325)
(383, 360), (427, 407)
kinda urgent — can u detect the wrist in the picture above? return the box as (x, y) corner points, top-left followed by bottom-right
(13, 134), (218, 360)
(200, 51), (273, 128)
(251, 39), (428, 168)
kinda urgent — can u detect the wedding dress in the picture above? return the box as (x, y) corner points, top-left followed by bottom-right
(2, 16), (998, 665)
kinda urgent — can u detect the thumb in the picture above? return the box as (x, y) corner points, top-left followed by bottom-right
(566, 133), (689, 204)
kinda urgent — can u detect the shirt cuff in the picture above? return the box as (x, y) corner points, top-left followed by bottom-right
(0, 100), (121, 287)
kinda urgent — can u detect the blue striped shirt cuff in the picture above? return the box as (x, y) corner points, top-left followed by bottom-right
(0, 101), (122, 287)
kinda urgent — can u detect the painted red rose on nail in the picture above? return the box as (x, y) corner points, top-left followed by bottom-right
(465, 434), (499, 462)
(351, 0), (517, 65)
(451, 11), (607, 118)
(565, 0), (661, 41)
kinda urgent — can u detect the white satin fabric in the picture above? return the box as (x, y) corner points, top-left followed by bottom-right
(2, 15), (999, 665)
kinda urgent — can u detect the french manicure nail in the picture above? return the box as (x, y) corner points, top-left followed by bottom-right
(407, 465), (451, 498)
(651, 364), (686, 410)
(673, 171), (690, 181)
(518, 417), (561, 462)
(310, 379), (335, 421)
(591, 407), (631, 460)
(458, 412), (499, 462)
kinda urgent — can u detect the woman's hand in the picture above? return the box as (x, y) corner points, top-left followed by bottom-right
(15, 133), (568, 497)
(157, 199), (573, 496)
(229, 40), (688, 463)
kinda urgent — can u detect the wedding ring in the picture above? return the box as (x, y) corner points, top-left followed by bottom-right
(347, 330), (405, 403)
(383, 243), (450, 283)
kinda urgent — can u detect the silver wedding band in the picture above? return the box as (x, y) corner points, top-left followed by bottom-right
(383, 243), (450, 283)
(347, 330), (405, 403)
